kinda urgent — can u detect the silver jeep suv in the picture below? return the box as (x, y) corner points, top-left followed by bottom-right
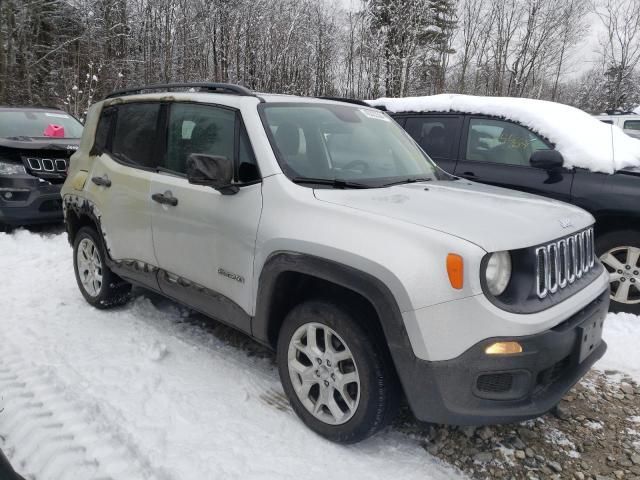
(62, 83), (610, 443)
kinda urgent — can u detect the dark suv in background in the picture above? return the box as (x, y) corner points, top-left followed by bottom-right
(388, 109), (640, 315)
(0, 106), (83, 231)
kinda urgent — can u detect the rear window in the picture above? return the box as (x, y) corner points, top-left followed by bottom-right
(0, 110), (83, 139)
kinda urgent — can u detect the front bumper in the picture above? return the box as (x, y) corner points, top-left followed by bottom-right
(402, 287), (609, 425)
(0, 175), (63, 226)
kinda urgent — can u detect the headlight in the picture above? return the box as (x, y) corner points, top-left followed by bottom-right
(485, 251), (512, 296)
(0, 160), (26, 176)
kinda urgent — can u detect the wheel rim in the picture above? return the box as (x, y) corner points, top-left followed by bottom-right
(287, 322), (360, 425)
(600, 246), (640, 305)
(77, 237), (103, 297)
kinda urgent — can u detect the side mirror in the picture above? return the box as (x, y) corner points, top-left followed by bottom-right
(530, 150), (564, 170)
(186, 154), (238, 195)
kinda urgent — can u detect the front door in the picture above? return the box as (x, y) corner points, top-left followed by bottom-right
(454, 116), (573, 202)
(149, 102), (262, 332)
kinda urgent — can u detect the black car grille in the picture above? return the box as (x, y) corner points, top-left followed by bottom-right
(21, 155), (69, 183)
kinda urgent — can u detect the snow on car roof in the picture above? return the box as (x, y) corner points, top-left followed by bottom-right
(368, 94), (640, 174)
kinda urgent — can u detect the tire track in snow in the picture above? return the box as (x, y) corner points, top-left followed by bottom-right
(0, 343), (169, 480)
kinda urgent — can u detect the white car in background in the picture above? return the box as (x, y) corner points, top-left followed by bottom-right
(596, 112), (640, 140)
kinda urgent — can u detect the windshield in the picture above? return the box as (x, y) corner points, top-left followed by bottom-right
(261, 103), (447, 187)
(0, 110), (83, 139)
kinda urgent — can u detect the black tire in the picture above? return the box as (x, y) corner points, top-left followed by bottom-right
(277, 299), (400, 443)
(596, 230), (640, 314)
(73, 226), (131, 309)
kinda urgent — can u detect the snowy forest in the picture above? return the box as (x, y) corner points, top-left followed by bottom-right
(1, 0), (639, 117)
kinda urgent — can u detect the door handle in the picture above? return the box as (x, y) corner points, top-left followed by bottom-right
(460, 171), (477, 179)
(152, 192), (178, 207)
(91, 175), (111, 187)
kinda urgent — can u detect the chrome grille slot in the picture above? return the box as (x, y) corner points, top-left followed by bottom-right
(42, 159), (55, 171)
(27, 158), (42, 170)
(55, 159), (67, 171)
(558, 239), (567, 288)
(535, 227), (595, 299)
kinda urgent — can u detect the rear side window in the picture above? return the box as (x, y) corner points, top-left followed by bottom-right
(624, 120), (640, 131)
(404, 117), (459, 161)
(111, 103), (161, 168)
(600, 119), (614, 125)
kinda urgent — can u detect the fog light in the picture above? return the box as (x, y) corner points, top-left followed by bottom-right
(485, 341), (523, 355)
(3, 191), (12, 199)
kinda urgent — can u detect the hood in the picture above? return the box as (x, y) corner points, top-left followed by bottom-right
(313, 180), (593, 252)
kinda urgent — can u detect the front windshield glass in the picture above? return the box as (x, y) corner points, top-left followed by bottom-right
(0, 110), (84, 139)
(261, 103), (447, 186)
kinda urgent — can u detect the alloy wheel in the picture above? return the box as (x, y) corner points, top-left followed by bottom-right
(287, 322), (360, 425)
(600, 246), (640, 305)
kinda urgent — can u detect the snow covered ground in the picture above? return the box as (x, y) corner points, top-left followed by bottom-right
(0, 229), (638, 480)
(0, 229), (458, 480)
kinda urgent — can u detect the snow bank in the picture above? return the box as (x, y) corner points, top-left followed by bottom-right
(368, 94), (640, 174)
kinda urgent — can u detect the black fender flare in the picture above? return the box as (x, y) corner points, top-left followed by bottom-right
(252, 252), (420, 390)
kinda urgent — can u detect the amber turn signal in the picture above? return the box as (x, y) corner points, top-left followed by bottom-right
(446, 253), (464, 289)
(485, 341), (523, 355)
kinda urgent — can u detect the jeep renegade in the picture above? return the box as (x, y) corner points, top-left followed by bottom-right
(61, 83), (610, 443)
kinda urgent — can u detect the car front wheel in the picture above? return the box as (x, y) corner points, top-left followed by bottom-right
(277, 299), (400, 443)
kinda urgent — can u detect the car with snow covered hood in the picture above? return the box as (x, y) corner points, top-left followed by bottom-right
(62, 83), (609, 443)
(372, 94), (640, 314)
(0, 106), (83, 232)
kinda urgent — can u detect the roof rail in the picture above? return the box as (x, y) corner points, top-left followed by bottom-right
(105, 83), (258, 100)
(604, 110), (637, 115)
(316, 96), (371, 107)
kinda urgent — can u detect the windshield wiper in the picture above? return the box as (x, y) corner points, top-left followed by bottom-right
(291, 177), (372, 189)
(380, 177), (433, 187)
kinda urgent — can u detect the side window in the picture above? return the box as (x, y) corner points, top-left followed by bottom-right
(466, 118), (550, 167)
(600, 119), (614, 125)
(404, 117), (458, 160)
(92, 107), (116, 154)
(111, 103), (161, 168)
(624, 120), (640, 131)
(165, 103), (235, 175)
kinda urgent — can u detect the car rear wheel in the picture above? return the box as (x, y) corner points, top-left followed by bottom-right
(277, 299), (400, 443)
(597, 230), (640, 314)
(73, 226), (131, 309)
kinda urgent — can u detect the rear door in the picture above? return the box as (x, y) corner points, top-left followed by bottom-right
(149, 102), (262, 331)
(86, 102), (160, 272)
(453, 116), (573, 202)
(402, 115), (462, 174)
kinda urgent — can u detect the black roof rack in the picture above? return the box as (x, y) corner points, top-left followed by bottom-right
(316, 96), (371, 107)
(105, 82), (258, 100)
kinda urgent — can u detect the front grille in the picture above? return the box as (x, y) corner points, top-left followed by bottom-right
(476, 373), (514, 393)
(25, 156), (68, 173)
(536, 227), (595, 298)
